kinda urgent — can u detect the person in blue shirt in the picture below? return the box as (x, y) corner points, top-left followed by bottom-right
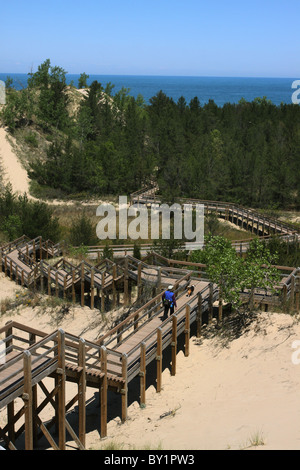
(162, 285), (177, 319)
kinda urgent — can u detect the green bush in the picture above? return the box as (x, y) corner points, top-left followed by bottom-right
(68, 213), (97, 246)
(0, 185), (60, 241)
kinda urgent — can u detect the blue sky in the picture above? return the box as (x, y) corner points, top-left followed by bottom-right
(1, 0), (298, 77)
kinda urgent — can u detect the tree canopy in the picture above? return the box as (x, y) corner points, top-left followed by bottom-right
(1, 60), (300, 210)
(190, 236), (280, 313)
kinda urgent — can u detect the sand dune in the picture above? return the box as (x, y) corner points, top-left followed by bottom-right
(0, 273), (299, 450)
(0, 127), (31, 195)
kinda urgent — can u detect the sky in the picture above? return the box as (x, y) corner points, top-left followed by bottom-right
(0, 0), (299, 78)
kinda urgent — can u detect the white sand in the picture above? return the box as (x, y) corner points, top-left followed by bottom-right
(0, 127), (31, 195)
(1, 273), (300, 450)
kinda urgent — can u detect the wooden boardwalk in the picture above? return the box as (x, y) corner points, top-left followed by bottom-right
(0, 266), (216, 450)
(1, 250), (298, 449)
(84, 189), (300, 258)
(0, 188), (300, 449)
(130, 186), (300, 240)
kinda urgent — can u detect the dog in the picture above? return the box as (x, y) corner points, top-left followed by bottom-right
(186, 285), (195, 297)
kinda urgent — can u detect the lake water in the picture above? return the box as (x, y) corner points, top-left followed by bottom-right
(0, 73), (297, 107)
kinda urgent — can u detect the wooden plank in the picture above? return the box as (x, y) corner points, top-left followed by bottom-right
(37, 416), (59, 450)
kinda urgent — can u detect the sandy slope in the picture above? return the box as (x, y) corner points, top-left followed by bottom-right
(1, 274), (300, 451)
(0, 127), (31, 195)
(0, 126), (112, 207)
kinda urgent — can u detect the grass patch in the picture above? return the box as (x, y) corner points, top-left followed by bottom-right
(241, 430), (266, 449)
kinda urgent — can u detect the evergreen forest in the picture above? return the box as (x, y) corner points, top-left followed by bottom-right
(1, 59), (300, 211)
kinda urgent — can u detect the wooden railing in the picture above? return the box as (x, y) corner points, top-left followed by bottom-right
(98, 270), (193, 349)
(0, 322), (58, 408)
(130, 188), (300, 237)
(125, 282), (218, 383)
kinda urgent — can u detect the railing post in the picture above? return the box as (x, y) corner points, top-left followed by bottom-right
(296, 270), (300, 314)
(72, 269), (76, 303)
(23, 350), (33, 450)
(39, 236), (42, 260)
(185, 305), (190, 357)
(209, 283), (213, 323)
(282, 284), (288, 312)
(101, 271), (105, 312)
(291, 275), (295, 312)
(121, 353), (128, 423)
(63, 274), (67, 299)
(100, 346), (108, 437)
(156, 328), (162, 392)
(196, 292), (203, 338)
(47, 266), (51, 296)
(137, 262), (142, 299)
(57, 329), (66, 450)
(134, 311), (140, 330)
(139, 342), (146, 406)
(171, 315), (177, 376)
(40, 261), (44, 294)
(5, 321), (13, 353)
(218, 285), (223, 325)
(124, 257), (129, 306)
(90, 268), (95, 309)
(55, 271), (59, 297)
(157, 267), (161, 293)
(81, 262), (85, 307)
(113, 264), (117, 307)
(78, 338), (86, 447)
(7, 401), (15, 446)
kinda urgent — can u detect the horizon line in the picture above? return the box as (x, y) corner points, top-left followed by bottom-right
(0, 72), (297, 80)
